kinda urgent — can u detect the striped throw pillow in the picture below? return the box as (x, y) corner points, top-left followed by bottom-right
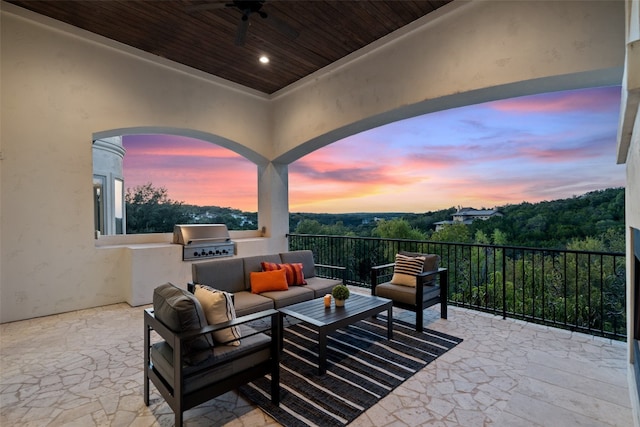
(261, 261), (307, 286)
(390, 253), (426, 287)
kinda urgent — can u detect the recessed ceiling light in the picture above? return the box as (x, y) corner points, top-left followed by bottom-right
(259, 55), (269, 64)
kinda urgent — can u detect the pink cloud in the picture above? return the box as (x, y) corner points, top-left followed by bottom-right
(123, 135), (257, 210)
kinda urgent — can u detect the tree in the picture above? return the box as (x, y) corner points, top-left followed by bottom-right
(294, 219), (325, 234)
(567, 228), (625, 253)
(567, 236), (606, 252)
(371, 219), (427, 240)
(294, 219), (354, 236)
(492, 229), (509, 245)
(430, 222), (471, 243)
(474, 230), (491, 244)
(126, 183), (189, 233)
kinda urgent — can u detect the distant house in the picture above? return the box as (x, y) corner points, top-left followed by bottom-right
(434, 207), (503, 231)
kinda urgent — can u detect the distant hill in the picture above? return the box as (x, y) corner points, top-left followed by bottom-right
(470, 187), (624, 249)
(290, 187), (625, 251)
(130, 183), (623, 250)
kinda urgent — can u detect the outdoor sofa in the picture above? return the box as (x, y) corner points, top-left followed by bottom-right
(190, 249), (346, 316)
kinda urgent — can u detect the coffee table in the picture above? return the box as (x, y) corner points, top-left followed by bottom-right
(278, 293), (393, 375)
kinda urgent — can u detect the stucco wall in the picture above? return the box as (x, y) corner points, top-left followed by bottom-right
(0, 0), (625, 322)
(0, 6), (273, 321)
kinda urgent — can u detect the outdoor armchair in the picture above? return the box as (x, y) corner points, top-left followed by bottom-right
(144, 283), (280, 426)
(371, 252), (447, 332)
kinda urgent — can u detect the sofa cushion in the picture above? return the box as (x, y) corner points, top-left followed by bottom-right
(192, 258), (246, 293)
(261, 261), (307, 286)
(260, 285), (315, 309)
(194, 285), (241, 346)
(152, 283), (214, 365)
(391, 253), (426, 287)
(243, 254), (282, 289)
(304, 276), (341, 298)
(279, 250), (316, 279)
(232, 291), (274, 317)
(250, 269), (288, 294)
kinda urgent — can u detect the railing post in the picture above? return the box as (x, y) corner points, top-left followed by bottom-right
(502, 248), (507, 320)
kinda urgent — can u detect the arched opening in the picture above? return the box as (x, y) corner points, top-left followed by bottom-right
(289, 85), (624, 216)
(92, 128), (260, 236)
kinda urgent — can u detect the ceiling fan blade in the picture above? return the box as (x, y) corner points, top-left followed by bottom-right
(235, 17), (250, 46)
(186, 3), (229, 13)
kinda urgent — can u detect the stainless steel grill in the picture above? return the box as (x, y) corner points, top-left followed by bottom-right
(172, 224), (235, 261)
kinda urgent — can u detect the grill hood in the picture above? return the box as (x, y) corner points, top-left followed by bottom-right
(172, 224), (235, 260)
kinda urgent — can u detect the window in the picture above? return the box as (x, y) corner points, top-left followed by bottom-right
(114, 178), (124, 234)
(93, 175), (105, 236)
(119, 134), (257, 234)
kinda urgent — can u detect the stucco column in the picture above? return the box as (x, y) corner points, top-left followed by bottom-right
(258, 162), (289, 253)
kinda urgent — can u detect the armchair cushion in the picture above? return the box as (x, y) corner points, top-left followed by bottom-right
(193, 285), (241, 346)
(152, 283), (214, 365)
(375, 282), (442, 305)
(391, 253), (426, 287)
(150, 324), (272, 395)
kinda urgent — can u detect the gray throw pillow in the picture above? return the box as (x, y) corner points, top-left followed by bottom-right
(153, 283), (214, 365)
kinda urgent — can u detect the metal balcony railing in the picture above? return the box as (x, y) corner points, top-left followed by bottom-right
(288, 234), (627, 340)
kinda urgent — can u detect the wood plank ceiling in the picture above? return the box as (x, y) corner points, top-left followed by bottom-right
(7, 0), (453, 94)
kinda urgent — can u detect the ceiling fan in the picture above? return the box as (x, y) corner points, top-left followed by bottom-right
(188, 1), (299, 46)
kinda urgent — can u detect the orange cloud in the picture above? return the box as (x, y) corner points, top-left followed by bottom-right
(123, 135), (257, 210)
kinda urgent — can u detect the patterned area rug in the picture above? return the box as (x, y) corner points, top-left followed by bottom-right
(239, 316), (463, 427)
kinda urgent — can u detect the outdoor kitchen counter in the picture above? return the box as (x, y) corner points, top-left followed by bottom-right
(94, 236), (281, 306)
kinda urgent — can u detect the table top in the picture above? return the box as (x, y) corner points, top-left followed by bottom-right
(279, 293), (392, 328)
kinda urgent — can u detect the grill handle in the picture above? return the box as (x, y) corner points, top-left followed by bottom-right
(185, 237), (231, 244)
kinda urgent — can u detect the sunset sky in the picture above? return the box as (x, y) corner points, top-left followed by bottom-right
(122, 85), (624, 214)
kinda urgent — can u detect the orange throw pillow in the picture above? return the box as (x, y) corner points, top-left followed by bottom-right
(250, 269), (288, 294)
(261, 261), (307, 286)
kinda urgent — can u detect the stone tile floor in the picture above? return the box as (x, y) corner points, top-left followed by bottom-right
(0, 294), (633, 427)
